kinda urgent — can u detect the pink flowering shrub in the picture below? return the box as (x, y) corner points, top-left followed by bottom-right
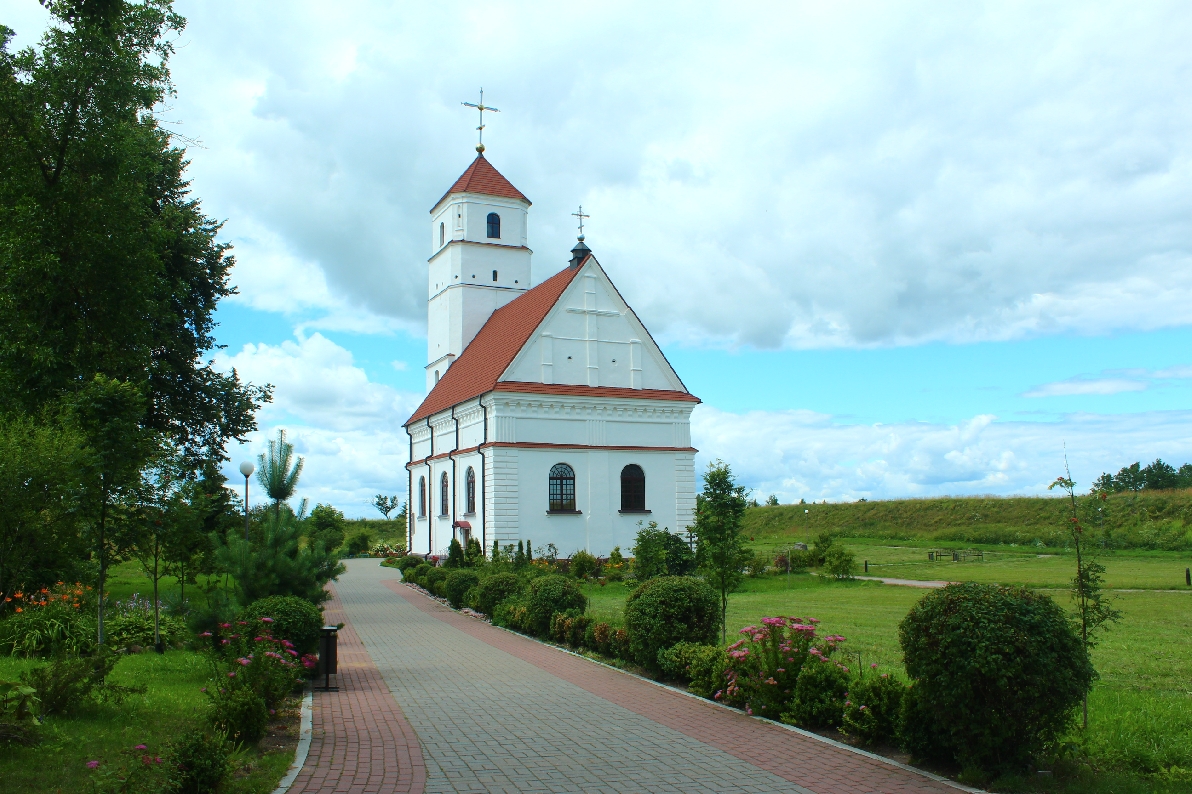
(718, 616), (827, 718)
(210, 618), (302, 709)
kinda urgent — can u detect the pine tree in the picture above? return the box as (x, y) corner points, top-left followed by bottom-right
(514, 540), (527, 569)
(445, 538), (465, 568)
(526, 541), (533, 562)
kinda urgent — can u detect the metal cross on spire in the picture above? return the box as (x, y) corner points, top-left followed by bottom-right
(462, 88), (499, 154)
(572, 205), (590, 241)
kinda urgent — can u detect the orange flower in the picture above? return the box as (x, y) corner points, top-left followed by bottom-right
(14, 607), (22, 613)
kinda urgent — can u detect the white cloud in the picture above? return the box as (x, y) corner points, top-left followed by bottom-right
(215, 333), (422, 515)
(1024, 363), (1192, 397)
(1023, 378), (1148, 397)
(390, 360), (408, 371)
(691, 406), (1192, 503)
(41, 0), (1183, 352)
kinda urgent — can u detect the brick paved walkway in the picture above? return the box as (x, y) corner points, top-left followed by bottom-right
(321, 559), (963, 794)
(287, 582), (426, 794)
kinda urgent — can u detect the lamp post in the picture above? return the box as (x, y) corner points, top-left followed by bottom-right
(239, 461), (255, 540)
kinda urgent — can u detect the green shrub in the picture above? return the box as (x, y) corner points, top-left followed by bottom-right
(570, 550), (598, 578)
(588, 621), (613, 654)
(492, 595), (531, 632)
(842, 671), (906, 744)
(240, 596), (323, 655)
(784, 656), (850, 729)
(898, 582), (1093, 772)
(0, 680), (41, 745)
(605, 547), (626, 581)
(393, 555), (424, 575)
(165, 729), (232, 794)
(104, 612), (188, 649)
(473, 573), (521, 616)
(423, 567), (448, 595)
(610, 627), (630, 660)
(822, 545), (856, 579)
(345, 530), (372, 556)
(19, 648), (136, 716)
(524, 575), (586, 636)
(443, 570), (480, 609)
(657, 641), (728, 698)
(409, 562), (432, 586)
(207, 685), (268, 745)
(745, 551), (771, 577)
(0, 601), (96, 657)
(624, 576), (718, 669)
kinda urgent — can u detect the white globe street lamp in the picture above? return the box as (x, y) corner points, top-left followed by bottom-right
(239, 461), (255, 540)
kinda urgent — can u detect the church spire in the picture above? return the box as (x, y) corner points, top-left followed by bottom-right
(569, 205), (591, 268)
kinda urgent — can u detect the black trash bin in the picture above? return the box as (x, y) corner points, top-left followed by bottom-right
(318, 625), (339, 691)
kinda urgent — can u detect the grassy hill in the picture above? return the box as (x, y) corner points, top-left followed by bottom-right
(744, 490), (1192, 550)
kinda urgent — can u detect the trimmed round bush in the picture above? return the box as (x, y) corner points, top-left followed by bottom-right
(624, 576), (718, 669)
(473, 573), (521, 616)
(393, 555), (424, 575)
(423, 567), (448, 594)
(207, 686), (268, 745)
(898, 582), (1092, 772)
(443, 570), (480, 609)
(409, 562), (432, 586)
(241, 596), (323, 656)
(785, 656), (850, 728)
(525, 575), (586, 636)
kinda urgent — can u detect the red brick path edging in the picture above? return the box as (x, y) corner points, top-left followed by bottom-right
(287, 585), (426, 794)
(383, 579), (959, 794)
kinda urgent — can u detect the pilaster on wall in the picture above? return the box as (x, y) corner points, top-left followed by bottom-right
(489, 446), (520, 545)
(675, 453), (696, 530)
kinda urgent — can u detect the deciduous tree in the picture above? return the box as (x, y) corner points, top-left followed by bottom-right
(694, 460), (749, 643)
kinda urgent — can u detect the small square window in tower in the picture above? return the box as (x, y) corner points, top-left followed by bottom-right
(487, 212), (501, 239)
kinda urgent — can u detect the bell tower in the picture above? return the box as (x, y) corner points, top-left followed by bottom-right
(426, 154), (532, 392)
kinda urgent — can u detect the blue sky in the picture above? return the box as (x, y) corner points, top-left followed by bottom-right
(8, 0), (1192, 515)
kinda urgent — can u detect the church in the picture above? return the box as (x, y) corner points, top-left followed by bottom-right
(404, 151), (699, 558)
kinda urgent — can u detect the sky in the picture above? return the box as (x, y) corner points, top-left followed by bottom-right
(4, 0), (1192, 515)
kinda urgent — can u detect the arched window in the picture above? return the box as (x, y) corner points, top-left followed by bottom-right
(487, 212), (501, 239)
(440, 471), (449, 516)
(621, 464), (646, 511)
(439, 222), (445, 246)
(418, 476), (426, 517)
(465, 467), (476, 514)
(549, 463), (576, 512)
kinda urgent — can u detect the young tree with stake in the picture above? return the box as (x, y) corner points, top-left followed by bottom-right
(1049, 459), (1122, 729)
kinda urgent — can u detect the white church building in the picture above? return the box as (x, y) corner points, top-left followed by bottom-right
(404, 153), (699, 558)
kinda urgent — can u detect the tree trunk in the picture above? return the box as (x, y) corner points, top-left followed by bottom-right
(97, 492), (107, 646)
(153, 539), (162, 653)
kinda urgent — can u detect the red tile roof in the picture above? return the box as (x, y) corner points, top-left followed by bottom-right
(405, 264), (582, 425)
(405, 259), (697, 426)
(432, 155), (530, 211)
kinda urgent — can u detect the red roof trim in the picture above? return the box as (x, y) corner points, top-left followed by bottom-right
(432, 154), (529, 211)
(493, 382), (700, 403)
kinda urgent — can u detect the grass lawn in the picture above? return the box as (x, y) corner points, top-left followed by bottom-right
(0, 648), (296, 793)
(581, 571), (1192, 782)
